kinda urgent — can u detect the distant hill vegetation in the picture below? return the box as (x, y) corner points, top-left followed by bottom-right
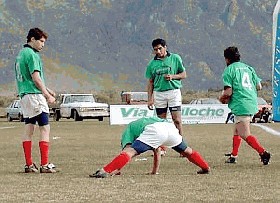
(0, 0), (277, 96)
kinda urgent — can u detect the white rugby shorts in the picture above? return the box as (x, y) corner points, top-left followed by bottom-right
(136, 122), (182, 149)
(20, 94), (49, 118)
(154, 89), (182, 108)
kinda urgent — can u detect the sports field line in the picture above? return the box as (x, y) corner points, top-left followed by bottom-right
(0, 126), (16, 130)
(252, 123), (280, 137)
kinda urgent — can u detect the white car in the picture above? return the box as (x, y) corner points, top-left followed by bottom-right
(5, 100), (24, 122)
(51, 94), (110, 121)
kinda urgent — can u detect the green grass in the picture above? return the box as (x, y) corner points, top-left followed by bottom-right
(0, 118), (279, 202)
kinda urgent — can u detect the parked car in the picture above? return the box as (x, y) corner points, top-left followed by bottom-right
(49, 93), (110, 121)
(5, 100), (24, 122)
(252, 97), (272, 123)
(189, 98), (222, 104)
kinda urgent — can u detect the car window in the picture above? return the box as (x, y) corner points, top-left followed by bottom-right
(14, 101), (19, 108)
(64, 96), (70, 104)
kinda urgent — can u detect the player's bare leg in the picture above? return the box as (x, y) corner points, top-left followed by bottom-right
(236, 118), (271, 165)
(171, 110), (183, 135)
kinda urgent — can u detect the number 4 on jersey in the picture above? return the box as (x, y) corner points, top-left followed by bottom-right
(242, 72), (252, 90)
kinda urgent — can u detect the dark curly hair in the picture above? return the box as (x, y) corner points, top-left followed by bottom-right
(224, 46), (240, 64)
(26, 28), (48, 43)
(152, 38), (166, 48)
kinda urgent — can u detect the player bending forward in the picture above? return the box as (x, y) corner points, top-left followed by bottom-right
(89, 117), (210, 178)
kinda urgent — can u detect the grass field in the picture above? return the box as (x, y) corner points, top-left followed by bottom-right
(0, 118), (279, 202)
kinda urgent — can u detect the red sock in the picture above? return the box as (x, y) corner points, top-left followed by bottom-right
(231, 135), (242, 156)
(22, 141), (32, 166)
(187, 150), (209, 170)
(39, 141), (49, 166)
(103, 152), (131, 173)
(245, 135), (265, 154)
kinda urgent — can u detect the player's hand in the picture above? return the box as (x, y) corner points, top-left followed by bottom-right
(47, 95), (56, 104)
(47, 88), (56, 97)
(147, 100), (154, 110)
(164, 74), (172, 81)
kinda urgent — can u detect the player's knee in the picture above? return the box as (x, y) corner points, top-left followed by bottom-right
(122, 147), (138, 157)
(173, 119), (181, 125)
(184, 147), (193, 155)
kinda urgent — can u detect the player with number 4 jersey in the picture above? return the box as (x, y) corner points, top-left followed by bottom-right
(222, 61), (260, 116)
(219, 46), (271, 165)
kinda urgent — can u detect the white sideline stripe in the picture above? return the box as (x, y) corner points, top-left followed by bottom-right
(252, 123), (280, 137)
(0, 126), (16, 130)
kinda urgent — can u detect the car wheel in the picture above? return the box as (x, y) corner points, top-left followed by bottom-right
(98, 117), (104, 121)
(19, 114), (24, 122)
(7, 114), (12, 122)
(74, 110), (82, 121)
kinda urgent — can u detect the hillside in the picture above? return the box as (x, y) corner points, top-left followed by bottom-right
(0, 0), (277, 96)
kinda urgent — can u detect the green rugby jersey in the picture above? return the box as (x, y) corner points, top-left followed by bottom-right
(15, 45), (45, 98)
(222, 62), (261, 116)
(145, 52), (185, 91)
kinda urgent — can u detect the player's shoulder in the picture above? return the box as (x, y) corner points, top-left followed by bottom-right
(20, 46), (35, 56)
(169, 52), (182, 59)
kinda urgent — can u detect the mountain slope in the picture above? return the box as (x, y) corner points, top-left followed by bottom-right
(0, 0), (277, 95)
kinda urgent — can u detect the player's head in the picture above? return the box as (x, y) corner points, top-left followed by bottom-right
(152, 38), (166, 48)
(224, 46), (240, 66)
(27, 28), (48, 52)
(152, 38), (167, 58)
(26, 28), (48, 43)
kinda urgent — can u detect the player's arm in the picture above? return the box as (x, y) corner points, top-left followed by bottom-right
(147, 79), (154, 110)
(150, 147), (161, 175)
(219, 86), (232, 104)
(31, 71), (55, 103)
(46, 87), (56, 97)
(165, 71), (186, 81)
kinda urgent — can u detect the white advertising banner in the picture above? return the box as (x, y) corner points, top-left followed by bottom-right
(110, 104), (231, 125)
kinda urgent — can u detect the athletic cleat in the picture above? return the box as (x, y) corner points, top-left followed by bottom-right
(224, 153), (231, 157)
(24, 163), (38, 173)
(197, 168), (210, 174)
(40, 163), (57, 173)
(260, 151), (271, 165)
(89, 169), (108, 178)
(225, 155), (237, 164)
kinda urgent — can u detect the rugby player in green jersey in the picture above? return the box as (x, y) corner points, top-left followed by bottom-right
(15, 28), (57, 173)
(145, 38), (186, 155)
(219, 46), (271, 165)
(89, 117), (209, 178)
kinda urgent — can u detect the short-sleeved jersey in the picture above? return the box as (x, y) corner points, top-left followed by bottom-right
(121, 117), (167, 149)
(15, 44), (45, 98)
(145, 52), (186, 92)
(222, 62), (261, 116)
